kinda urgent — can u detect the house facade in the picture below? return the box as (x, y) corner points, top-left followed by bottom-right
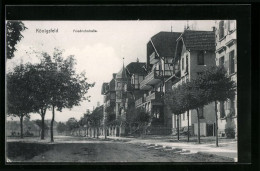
(136, 32), (181, 134)
(170, 30), (216, 136)
(215, 20), (237, 138)
(101, 61), (146, 137)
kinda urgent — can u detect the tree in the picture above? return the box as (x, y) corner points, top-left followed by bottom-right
(6, 21), (27, 59)
(185, 80), (209, 144)
(56, 122), (67, 135)
(177, 83), (195, 142)
(194, 66), (236, 146)
(26, 61), (52, 140)
(125, 107), (150, 136)
(66, 117), (79, 135)
(36, 48), (94, 142)
(89, 106), (103, 138)
(6, 64), (34, 138)
(35, 119), (49, 136)
(165, 86), (186, 141)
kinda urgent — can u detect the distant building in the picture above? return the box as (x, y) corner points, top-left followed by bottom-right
(170, 29), (216, 136)
(215, 20), (237, 137)
(115, 61), (146, 136)
(101, 61), (146, 137)
(101, 73), (117, 136)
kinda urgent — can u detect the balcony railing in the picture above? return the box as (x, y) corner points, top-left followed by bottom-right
(150, 52), (159, 64)
(135, 97), (143, 107)
(140, 70), (162, 90)
(146, 91), (164, 102)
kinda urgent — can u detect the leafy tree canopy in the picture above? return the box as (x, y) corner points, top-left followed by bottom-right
(6, 21), (27, 59)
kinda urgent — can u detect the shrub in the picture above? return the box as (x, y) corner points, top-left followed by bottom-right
(225, 127), (235, 138)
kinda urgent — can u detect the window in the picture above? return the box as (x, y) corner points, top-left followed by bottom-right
(139, 75), (144, 83)
(229, 98), (235, 116)
(183, 113), (185, 120)
(134, 75), (139, 89)
(219, 56), (225, 67)
(182, 58), (184, 70)
(131, 75), (134, 84)
(186, 55), (189, 73)
(116, 91), (122, 99)
(229, 20), (236, 32)
(219, 20), (224, 40)
(220, 101), (225, 118)
(197, 51), (204, 65)
(198, 107), (204, 119)
(117, 82), (121, 88)
(229, 50), (235, 74)
(111, 92), (116, 100)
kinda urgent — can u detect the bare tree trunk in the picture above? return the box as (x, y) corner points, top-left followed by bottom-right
(20, 115), (24, 139)
(50, 105), (55, 142)
(96, 127), (99, 138)
(196, 108), (201, 144)
(177, 115), (180, 141)
(187, 110), (190, 142)
(104, 126), (107, 139)
(41, 114), (45, 140)
(215, 101), (219, 147)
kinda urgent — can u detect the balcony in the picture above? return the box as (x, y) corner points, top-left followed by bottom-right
(140, 70), (162, 90)
(135, 97), (144, 107)
(150, 52), (159, 64)
(146, 91), (164, 105)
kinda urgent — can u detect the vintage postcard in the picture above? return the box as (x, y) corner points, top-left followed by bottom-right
(5, 19), (239, 163)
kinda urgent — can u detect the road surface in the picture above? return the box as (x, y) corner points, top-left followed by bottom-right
(7, 136), (234, 162)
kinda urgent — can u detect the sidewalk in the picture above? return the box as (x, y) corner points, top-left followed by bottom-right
(99, 135), (237, 161)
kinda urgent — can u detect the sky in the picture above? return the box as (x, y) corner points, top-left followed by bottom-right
(6, 20), (215, 122)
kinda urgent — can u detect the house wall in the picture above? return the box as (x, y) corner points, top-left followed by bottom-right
(215, 20), (237, 138)
(189, 50), (216, 80)
(171, 42), (216, 136)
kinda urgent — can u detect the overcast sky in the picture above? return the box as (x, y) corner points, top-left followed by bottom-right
(6, 20), (215, 122)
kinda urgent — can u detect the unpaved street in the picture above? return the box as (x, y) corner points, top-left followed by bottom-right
(7, 136), (234, 162)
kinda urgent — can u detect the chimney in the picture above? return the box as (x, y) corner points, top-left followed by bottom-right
(113, 73), (116, 79)
(212, 26), (216, 32)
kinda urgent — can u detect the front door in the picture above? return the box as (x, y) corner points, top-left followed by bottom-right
(206, 124), (214, 136)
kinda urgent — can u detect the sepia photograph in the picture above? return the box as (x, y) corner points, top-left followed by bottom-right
(5, 19), (239, 163)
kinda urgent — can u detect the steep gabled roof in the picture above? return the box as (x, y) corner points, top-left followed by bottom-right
(180, 30), (215, 51)
(126, 62), (146, 75)
(149, 32), (182, 58)
(116, 66), (128, 79)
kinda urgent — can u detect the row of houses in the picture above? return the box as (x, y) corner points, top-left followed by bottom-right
(101, 20), (237, 138)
